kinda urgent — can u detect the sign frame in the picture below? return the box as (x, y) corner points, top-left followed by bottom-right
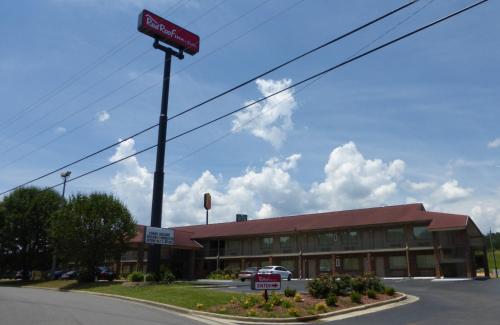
(144, 226), (174, 245)
(253, 274), (281, 290)
(138, 9), (200, 55)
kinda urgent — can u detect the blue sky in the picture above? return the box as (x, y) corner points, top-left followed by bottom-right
(0, 0), (499, 232)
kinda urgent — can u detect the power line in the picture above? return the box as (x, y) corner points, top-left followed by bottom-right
(1, 0), (487, 196)
(0, 0), (289, 159)
(0, 0), (418, 190)
(0, 0), (187, 133)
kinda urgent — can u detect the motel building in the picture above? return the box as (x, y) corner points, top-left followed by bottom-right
(117, 203), (490, 279)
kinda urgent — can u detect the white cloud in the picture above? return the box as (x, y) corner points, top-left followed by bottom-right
(471, 205), (500, 233)
(488, 138), (500, 148)
(97, 110), (110, 122)
(54, 126), (66, 134)
(309, 142), (405, 211)
(431, 179), (472, 204)
(232, 78), (297, 148)
(109, 139), (153, 225)
(406, 181), (436, 192)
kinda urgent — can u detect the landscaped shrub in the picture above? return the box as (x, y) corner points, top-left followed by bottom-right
(351, 276), (367, 293)
(325, 293), (337, 306)
(288, 307), (300, 317)
(293, 293), (303, 302)
(207, 269), (237, 280)
(261, 302), (274, 312)
(240, 294), (262, 309)
(144, 273), (155, 282)
(334, 274), (352, 296)
(350, 291), (362, 304)
(282, 300), (293, 308)
(366, 289), (377, 299)
(315, 302), (328, 313)
(364, 273), (385, 293)
(384, 286), (395, 296)
(162, 270), (175, 284)
(284, 287), (297, 297)
(246, 308), (257, 317)
(127, 271), (144, 282)
(269, 293), (283, 306)
(196, 303), (204, 310)
(307, 275), (334, 298)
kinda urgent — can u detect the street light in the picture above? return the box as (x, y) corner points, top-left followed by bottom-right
(50, 170), (71, 279)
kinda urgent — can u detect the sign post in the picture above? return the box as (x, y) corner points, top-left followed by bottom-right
(138, 9), (199, 276)
(204, 193), (211, 225)
(252, 274), (281, 302)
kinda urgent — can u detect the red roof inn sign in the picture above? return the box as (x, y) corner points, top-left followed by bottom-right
(253, 274), (281, 290)
(138, 9), (200, 55)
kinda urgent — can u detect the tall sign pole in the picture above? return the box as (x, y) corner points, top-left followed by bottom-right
(138, 9), (200, 275)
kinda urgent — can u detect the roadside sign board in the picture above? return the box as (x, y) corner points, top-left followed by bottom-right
(253, 274), (281, 290)
(144, 226), (174, 245)
(138, 9), (200, 55)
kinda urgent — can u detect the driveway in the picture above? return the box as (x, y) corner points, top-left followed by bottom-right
(0, 286), (213, 325)
(215, 278), (500, 324)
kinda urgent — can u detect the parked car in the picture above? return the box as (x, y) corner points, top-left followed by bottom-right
(15, 270), (32, 280)
(60, 270), (79, 280)
(238, 266), (259, 281)
(257, 265), (292, 281)
(95, 266), (116, 281)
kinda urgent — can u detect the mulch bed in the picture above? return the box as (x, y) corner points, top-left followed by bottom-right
(205, 292), (400, 318)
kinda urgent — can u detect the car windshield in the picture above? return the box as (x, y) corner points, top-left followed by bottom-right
(245, 267), (258, 271)
(261, 266), (273, 270)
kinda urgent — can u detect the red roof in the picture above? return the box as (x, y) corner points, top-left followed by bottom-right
(426, 212), (468, 231)
(173, 203), (472, 239)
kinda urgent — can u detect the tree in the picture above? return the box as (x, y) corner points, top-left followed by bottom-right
(1, 187), (64, 278)
(50, 192), (137, 282)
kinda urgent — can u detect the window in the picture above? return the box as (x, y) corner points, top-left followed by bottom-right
(386, 228), (405, 241)
(335, 258), (341, 267)
(413, 226), (431, 240)
(416, 255), (435, 268)
(388, 256), (407, 269)
(318, 233), (334, 246)
(281, 260), (295, 272)
(280, 236), (291, 248)
(343, 257), (360, 270)
(261, 237), (273, 249)
(227, 240), (239, 249)
(319, 259), (331, 272)
(348, 231), (359, 242)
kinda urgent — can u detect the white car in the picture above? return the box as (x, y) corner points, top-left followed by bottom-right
(257, 265), (292, 281)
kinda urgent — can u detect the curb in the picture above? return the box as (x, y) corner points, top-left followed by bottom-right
(20, 285), (408, 323)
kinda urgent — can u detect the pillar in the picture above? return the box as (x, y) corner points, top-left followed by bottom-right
(268, 256), (273, 265)
(366, 252), (372, 274)
(433, 233), (442, 278)
(331, 254), (337, 274)
(298, 254), (303, 279)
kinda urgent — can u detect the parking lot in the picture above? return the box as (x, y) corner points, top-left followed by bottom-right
(212, 278), (500, 324)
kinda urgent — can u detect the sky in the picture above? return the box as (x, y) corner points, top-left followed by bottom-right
(0, 0), (499, 232)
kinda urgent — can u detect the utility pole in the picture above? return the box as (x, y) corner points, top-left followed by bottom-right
(489, 228), (498, 278)
(50, 170), (71, 279)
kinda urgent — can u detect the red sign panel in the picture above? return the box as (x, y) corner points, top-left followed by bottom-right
(138, 9), (200, 55)
(254, 274), (281, 290)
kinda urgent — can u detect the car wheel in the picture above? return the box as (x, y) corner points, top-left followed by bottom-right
(241, 278), (245, 282)
(287, 274), (291, 281)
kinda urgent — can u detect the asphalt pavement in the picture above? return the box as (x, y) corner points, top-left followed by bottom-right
(0, 286), (210, 325)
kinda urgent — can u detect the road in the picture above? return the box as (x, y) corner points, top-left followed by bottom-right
(0, 286), (211, 325)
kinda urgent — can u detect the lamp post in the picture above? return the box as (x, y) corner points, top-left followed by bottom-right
(50, 170), (71, 279)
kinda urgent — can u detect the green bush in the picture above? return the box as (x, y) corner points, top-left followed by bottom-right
(269, 293), (283, 306)
(127, 271), (144, 282)
(307, 275), (334, 298)
(364, 273), (385, 293)
(334, 274), (352, 296)
(350, 291), (362, 304)
(385, 286), (395, 296)
(261, 302), (274, 312)
(281, 300), (293, 308)
(207, 269), (237, 280)
(288, 307), (300, 317)
(325, 293), (337, 306)
(367, 289), (377, 299)
(162, 270), (175, 284)
(315, 302), (328, 313)
(351, 276), (367, 293)
(284, 287), (297, 297)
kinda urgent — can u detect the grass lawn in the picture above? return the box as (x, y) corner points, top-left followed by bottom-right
(0, 280), (242, 310)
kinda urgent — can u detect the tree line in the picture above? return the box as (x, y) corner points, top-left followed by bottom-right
(0, 187), (136, 282)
